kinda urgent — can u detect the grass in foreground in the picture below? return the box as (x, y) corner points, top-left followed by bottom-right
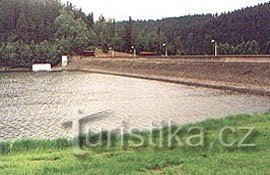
(1, 113), (270, 175)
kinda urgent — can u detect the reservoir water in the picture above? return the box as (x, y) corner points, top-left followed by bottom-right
(1, 72), (270, 140)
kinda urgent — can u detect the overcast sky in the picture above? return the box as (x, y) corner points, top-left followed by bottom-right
(62, 0), (268, 21)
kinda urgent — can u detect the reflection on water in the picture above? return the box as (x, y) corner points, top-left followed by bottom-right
(0, 72), (270, 140)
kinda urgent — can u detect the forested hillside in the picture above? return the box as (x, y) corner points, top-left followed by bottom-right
(117, 2), (270, 55)
(0, 0), (96, 67)
(0, 0), (269, 67)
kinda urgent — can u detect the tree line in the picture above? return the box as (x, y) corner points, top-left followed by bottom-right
(118, 2), (270, 55)
(0, 0), (269, 67)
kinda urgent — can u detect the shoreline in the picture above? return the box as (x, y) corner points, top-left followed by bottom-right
(0, 67), (30, 72)
(67, 67), (270, 96)
(0, 67), (63, 73)
(65, 57), (270, 96)
(2, 56), (270, 96)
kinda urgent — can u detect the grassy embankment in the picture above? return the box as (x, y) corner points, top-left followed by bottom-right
(1, 113), (270, 175)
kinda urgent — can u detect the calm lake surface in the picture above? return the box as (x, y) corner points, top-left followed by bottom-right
(1, 72), (270, 140)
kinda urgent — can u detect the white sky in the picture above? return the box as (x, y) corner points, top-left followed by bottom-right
(62, 0), (268, 21)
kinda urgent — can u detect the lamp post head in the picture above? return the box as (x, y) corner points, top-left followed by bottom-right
(211, 40), (215, 43)
(162, 43), (166, 47)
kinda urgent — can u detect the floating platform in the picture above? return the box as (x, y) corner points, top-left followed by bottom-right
(32, 64), (52, 72)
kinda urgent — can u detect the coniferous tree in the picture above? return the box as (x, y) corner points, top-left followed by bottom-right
(123, 16), (133, 52)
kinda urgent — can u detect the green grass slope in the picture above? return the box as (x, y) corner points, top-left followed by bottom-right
(1, 113), (270, 175)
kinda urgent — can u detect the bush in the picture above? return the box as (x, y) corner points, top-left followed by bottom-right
(0, 43), (4, 65)
(218, 40), (260, 55)
(0, 41), (62, 67)
(33, 40), (59, 64)
(102, 42), (109, 53)
(18, 42), (33, 66)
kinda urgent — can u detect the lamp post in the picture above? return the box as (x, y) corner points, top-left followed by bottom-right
(131, 46), (136, 57)
(211, 40), (218, 56)
(162, 43), (168, 57)
(109, 47), (115, 58)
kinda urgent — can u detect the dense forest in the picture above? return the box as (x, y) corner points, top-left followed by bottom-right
(117, 2), (270, 55)
(0, 0), (270, 67)
(0, 0), (98, 67)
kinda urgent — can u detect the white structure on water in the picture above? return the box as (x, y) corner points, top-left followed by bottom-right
(32, 64), (52, 72)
